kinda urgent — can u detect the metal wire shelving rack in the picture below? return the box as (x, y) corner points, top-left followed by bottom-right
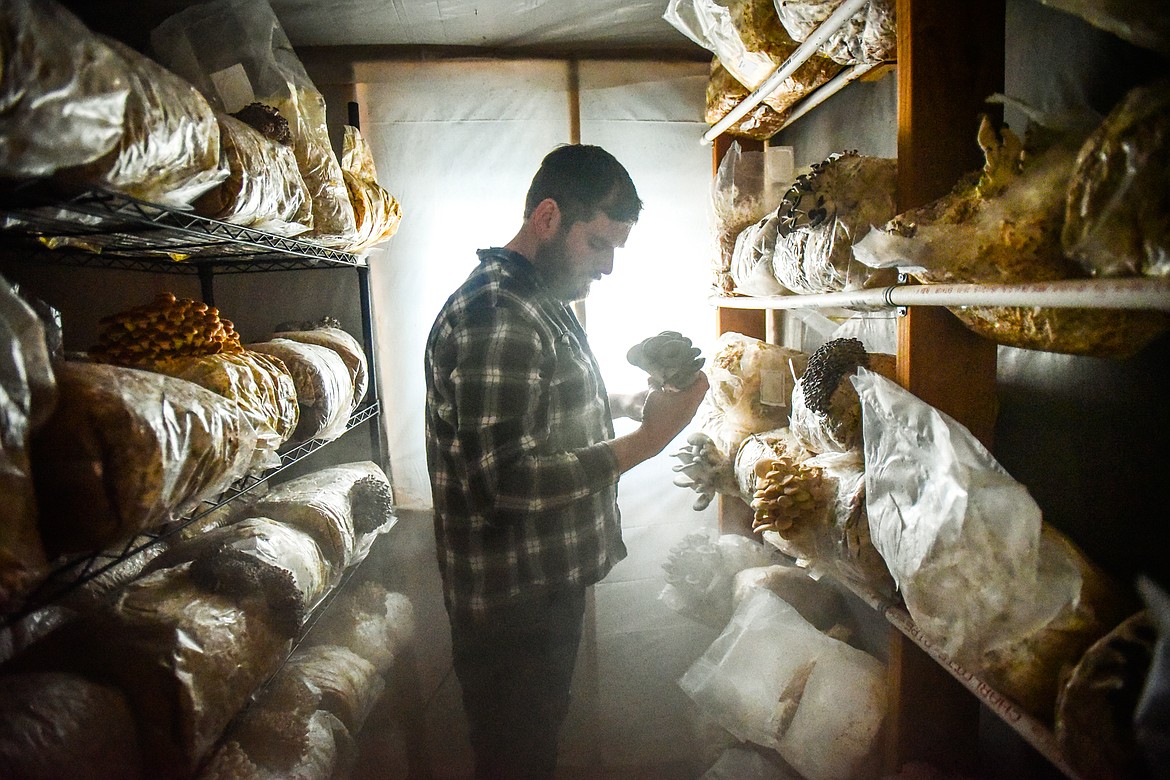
(7, 404), (382, 628)
(0, 184), (388, 629)
(0, 186), (363, 269)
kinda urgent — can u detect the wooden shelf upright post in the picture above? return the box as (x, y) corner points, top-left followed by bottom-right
(885, 0), (1006, 773)
(895, 0), (1003, 449)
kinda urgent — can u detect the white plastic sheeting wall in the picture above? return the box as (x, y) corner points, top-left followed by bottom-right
(357, 58), (719, 510)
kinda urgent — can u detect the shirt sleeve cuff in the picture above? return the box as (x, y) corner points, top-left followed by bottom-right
(580, 441), (620, 487)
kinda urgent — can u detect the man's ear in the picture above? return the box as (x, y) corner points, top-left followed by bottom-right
(530, 197), (561, 240)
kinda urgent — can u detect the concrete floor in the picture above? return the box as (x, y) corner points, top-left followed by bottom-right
(350, 449), (725, 780)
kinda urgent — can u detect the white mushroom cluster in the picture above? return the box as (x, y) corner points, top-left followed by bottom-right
(626, 330), (705, 389)
(671, 432), (738, 511)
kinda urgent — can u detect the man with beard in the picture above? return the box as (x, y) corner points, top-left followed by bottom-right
(424, 144), (708, 779)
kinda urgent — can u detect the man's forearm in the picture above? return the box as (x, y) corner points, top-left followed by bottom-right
(607, 426), (671, 473)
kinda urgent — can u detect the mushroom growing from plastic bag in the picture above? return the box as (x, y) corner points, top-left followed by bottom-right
(853, 112), (1169, 357)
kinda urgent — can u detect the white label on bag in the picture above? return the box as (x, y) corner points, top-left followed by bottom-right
(210, 63), (255, 114)
(759, 369), (794, 408)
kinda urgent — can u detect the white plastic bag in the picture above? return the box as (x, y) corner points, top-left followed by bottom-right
(1063, 76), (1170, 279)
(768, 152), (898, 294)
(711, 141), (769, 294)
(0, 0), (128, 178)
(151, 0), (357, 243)
(664, 0), (841, 116)
(854, 367), (1079, 665)
(730, 210), (791, 296)
(664, 0), (781, 94)
(0, 278), (55, 611)
(340, 125), (403, 253)
(773, 0), (897, 65)
(244, 461), (395, 572)
(707, 332), (808, 445)
(680, 588), (886, 780)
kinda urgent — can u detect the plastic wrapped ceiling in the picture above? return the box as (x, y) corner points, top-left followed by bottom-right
(265, 0), (700, 52)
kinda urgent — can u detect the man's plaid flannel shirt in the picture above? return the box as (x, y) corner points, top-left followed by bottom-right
(424, 248), (626, 623)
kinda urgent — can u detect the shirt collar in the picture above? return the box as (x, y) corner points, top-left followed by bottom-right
(477, 246), (533, 271)
(478, 246), (567, 302)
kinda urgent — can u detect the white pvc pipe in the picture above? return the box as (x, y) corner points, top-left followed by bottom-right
(712, 287), (890, 312)
(702, 0), (870, 145)
(888, 278), (1170, 311)
(777, 61), (882, 131)
(711, 277), (1170, 312)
